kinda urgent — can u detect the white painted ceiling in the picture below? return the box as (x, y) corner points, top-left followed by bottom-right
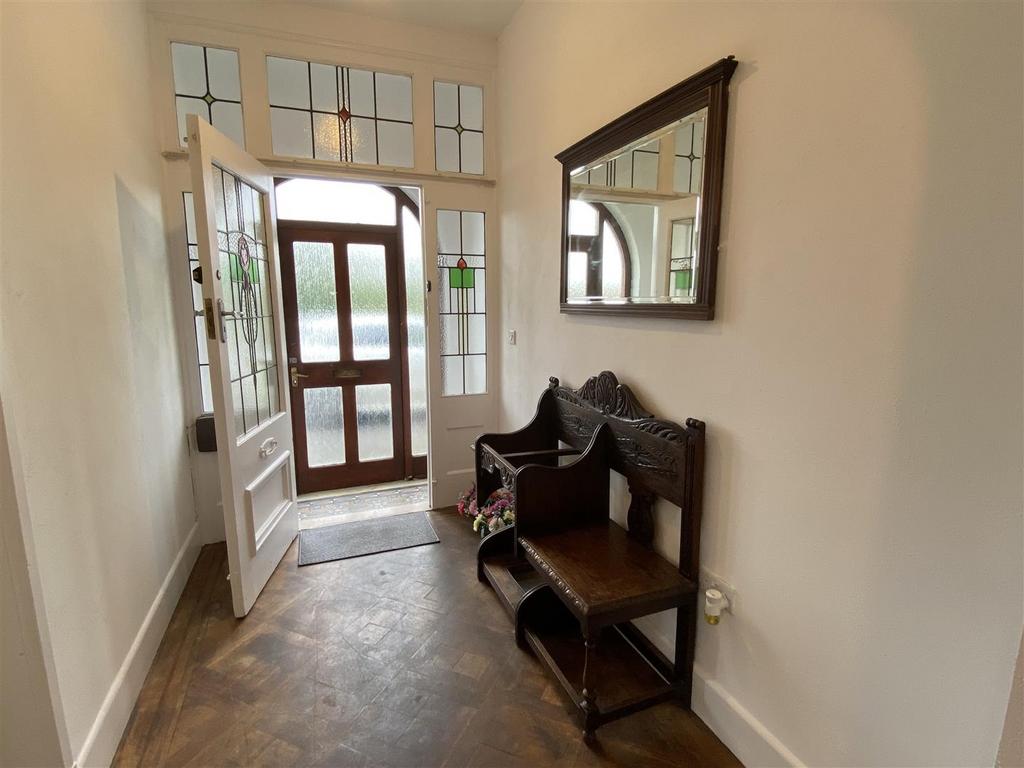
(306, 0), (523, 37)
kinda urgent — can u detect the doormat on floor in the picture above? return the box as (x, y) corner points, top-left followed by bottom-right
(297, 510), (439, 566)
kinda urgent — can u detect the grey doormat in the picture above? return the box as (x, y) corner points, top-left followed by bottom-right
(298, 511), (439, 567)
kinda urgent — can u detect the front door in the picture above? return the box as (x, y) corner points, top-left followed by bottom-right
(279, 223), (419, 494)
(187, 115), (297, 618)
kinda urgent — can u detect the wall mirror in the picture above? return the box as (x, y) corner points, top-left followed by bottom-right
(557, 57), (737, 320)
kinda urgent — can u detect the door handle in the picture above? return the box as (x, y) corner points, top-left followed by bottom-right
(290, 366), (310, 387)
(216, 299), (236, 343)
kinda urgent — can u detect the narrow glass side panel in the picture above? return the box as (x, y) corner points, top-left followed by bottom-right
(437, 209), (486, 396)
(293, 241), (340, 363)
(355, 384), (394, 461)
(303, 387), (345, 467)
(402, 207), (428, 456)
(347, 243), (390, 361)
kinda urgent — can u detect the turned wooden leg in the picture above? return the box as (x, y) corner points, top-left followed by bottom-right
(580, 634), (598, 738)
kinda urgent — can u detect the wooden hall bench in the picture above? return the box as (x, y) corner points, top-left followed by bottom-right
(474, 371), (706, 737)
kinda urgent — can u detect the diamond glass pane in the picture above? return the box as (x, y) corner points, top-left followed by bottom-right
(437, 209), (486, 396)
(355, 384), (394, 461)
(171, 43), (244, 148)
(304, 387), (345, 467)
(347, 244), (390, 361)
(214, 165), (279, 436)
(293, 241), (340, 363)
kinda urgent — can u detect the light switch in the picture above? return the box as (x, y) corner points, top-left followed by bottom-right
(508, 330), (517, 345)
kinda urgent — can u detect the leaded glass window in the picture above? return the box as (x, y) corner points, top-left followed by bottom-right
(437, 209), (485, 396)
(673, 114), (705, 194)
(182, 192), (213, 412)
(171, 43), (244, 148)
(267, 56), (413, 168)
(574, 138), (659, 191)
(213, 165), (280, 436)
(434, 82), (484, 175)
(669, 218), (696, 298)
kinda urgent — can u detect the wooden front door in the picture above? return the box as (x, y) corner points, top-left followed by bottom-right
(279, 223), (421, 494)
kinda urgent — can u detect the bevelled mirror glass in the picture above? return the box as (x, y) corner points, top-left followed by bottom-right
(557, 57), (737, 320)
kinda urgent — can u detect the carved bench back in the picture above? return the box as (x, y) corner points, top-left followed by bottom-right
(547, 372), (705, 582)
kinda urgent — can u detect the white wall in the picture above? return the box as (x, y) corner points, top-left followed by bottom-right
(0, 2), (199, 765)
(497, 3), (1023, 766)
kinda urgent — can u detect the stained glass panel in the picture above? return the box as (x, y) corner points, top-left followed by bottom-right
(213, 165), (280, 436)
(267, 56), (413, 168)
(434, 82), (484, 175)
(437, 209), (486, 396)
(171, 43), (244, 148)
(674, 115), (706, 194)
(669, 218), (696, 299)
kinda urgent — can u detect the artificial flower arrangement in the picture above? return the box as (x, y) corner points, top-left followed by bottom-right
(457, 484), (516, 537)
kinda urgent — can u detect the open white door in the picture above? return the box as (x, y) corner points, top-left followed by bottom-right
(187, 115), (297, 617)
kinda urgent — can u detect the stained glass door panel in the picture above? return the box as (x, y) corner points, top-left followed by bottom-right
(279, 224), (408, 493)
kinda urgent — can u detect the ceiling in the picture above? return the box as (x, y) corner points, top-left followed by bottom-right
(306, 0), (523, 37)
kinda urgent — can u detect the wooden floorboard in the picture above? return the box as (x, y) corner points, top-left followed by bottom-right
(112, 509), (741, 767)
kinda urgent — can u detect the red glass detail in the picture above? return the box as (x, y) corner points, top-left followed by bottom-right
(457, 257), (467, 269)
(338, 107), (351, 122)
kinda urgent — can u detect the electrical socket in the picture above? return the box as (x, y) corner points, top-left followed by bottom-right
(699, 566), (737, 614)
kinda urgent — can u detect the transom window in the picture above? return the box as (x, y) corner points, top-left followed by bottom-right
(267, 56), (414, 167)
(171, 43), (244, 148)
(434, 82), (484, 175)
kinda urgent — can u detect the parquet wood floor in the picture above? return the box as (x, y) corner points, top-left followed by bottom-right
(112, 509), (741, 767)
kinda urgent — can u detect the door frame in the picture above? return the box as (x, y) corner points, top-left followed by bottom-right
(279, 220), (423, 493)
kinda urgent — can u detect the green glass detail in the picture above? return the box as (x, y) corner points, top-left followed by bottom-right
(462, 268), (474, 288)
(674, 270), (692, 291)
(230, 254), (259, 283)
(449, 267), (463, 288)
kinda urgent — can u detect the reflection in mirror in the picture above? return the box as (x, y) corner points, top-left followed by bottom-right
(567, 108), (706, 303)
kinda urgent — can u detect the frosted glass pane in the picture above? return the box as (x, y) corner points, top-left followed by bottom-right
(210, 101), (244, 147)
(474, 268), (486, 313)
(304, 387), (345, 467)
(440, 315), (459, 354)
(293, 241), (340, 363)
(355, 384), (393, 461)
(270, 107), (312, 158)
(460, 131), (484, 175)
(267, 57), (310, 109)
(206, 48), (241, 101)
(348, 69), (375, 116)
(267, 365), (279, 423)
(602, 222), (625, 298)
(276, 179), (396, 225)
(437, 268), (451, 313)
(401, 207), (427, 456)
(350, 117), (377, 165)
(691, 158), (704, 193)
(375, 73), (412, 121)
(465, 355), (486, 395)
(376, 121), (413, 168)
(347, 243), (389, 361)
(568, 251), (587, 297)
(441, 356), (463, 396)
(171, 43), (206, 96)
(232, 381), (244, 435)
(569, 200), (598, 236)
(176, 97), (209, 144)
(459, 85), (483, 131)
(468, 314), (486, 354)
(310, 63), (338, 112)
(613, 153), (634, 189)
(313, 112), (341, 161)
(200, 366), (213, 413)
(437, 209), (461, 253)
(693, 119), (705, 157)
(433, 82), (459, 127)
(435, 127), (460, 172)
(241, 374), (258, 433)
(632, 151), (659, 190)
(461, 211), (485, 255)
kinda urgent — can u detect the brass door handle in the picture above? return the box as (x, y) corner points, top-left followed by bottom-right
(290, 367), (310, 387)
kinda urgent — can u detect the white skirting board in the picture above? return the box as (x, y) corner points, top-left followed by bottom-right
(74, 524), (201, 768)
(692, 664), (805, 768)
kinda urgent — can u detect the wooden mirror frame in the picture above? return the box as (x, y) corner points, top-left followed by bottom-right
(556, 56), (737, 320)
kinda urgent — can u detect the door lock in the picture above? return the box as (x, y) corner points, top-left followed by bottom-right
(290, 366), (310, 387)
